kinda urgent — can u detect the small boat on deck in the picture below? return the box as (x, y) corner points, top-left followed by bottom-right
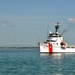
(40, 22), (75, 53)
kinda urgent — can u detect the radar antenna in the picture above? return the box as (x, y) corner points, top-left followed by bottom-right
(54, 22), (62, 33)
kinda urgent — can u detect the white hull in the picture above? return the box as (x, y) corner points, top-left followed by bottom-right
(40, 43), (75, 53)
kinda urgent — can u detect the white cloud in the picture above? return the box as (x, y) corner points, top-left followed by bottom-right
(68, 18), (75, 22)
(0, 20), (14, 28)
(2, 24), (8, 27)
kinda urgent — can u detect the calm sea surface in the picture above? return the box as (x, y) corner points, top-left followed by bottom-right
(0, 49), (75, 75)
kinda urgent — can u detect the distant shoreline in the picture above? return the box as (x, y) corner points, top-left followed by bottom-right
(0, 46), (39, 50)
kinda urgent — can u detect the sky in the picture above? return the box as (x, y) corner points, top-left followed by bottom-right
(0, 0), (75, 46)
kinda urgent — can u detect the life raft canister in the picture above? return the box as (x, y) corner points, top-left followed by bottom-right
(48, 44), (53, 53)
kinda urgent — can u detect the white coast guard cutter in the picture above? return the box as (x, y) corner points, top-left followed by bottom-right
(40, 22), (75, 53)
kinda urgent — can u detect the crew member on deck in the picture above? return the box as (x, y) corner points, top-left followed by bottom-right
(60, 40), (67, 46)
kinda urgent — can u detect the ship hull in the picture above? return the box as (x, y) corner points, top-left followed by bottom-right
(40, 43), (75, 53)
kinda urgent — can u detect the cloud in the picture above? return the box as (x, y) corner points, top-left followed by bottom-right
(2, 24), (8, 27)
(0, 20), (14, 28)
(68, 18), (75, 22)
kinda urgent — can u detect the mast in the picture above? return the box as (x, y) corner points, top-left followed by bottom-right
(54, 22), (61, 34)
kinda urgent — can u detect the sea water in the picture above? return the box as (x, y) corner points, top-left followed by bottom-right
(0, 49), (75, 75)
